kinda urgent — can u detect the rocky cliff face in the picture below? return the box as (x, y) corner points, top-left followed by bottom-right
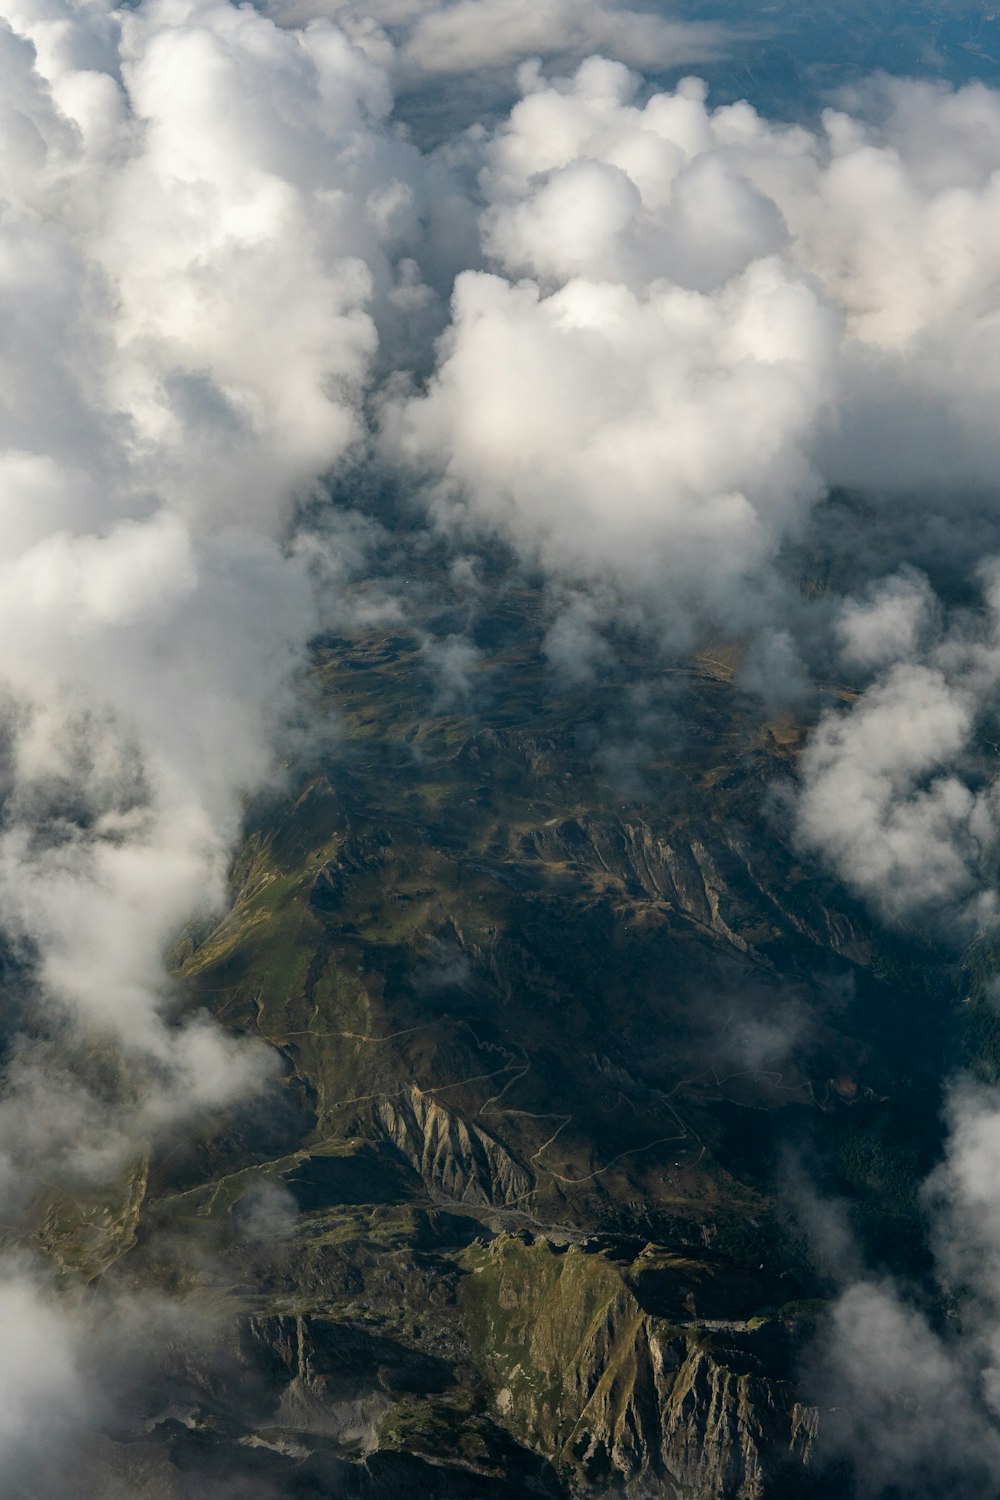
(375, 1085), (534, 1207)
(461, 1237), (819, 1498)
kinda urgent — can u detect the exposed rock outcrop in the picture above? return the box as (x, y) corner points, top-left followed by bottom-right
(375, 1085), (533, 1207)
(524, 815), (868, 967)
(461, 1237), (819, 1498)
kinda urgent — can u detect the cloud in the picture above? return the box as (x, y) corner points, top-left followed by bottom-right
(9, 0), (1000, 1486)
(928, 1082), (1000, 1311)
(836, 568), (935, 671)
(383, 64), (1000, 650)
(0, 0), (445, 1102)
(0, 1266), (88, 1451)
(0, 0), (439, 1474)
(793, 566), (1000, 934)
(815, 1277), (1000, 1497)
(385, 64), (839, 633)
(394, 0), (727, 82)
(234, 1178), (300, 1244)
(794, 663), (992, 929)
(388, 257), (835, 633)
(543, 591), (615, 684)
(0, 1252), (244, 1494)
(420, 629), (483, 707)
(807, 1079), (1000, 1497)
(261, 0), (728, 104)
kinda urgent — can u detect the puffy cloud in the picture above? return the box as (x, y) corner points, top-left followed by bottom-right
(0, 1265), (89, 1484)
(794, 663), (995, 929)
(389, 257), (836, 629)
(811, 1080), (1000, 1496)
(478, 66), (790, 285)
(385, 65), (834, 631)
(928, 1082), (1000, 1320)
(386, 64), (1000, 645)
(376, 59), (1000, 947)
(793, 564), (1000, 933)
(836, 568), (935, 671)
(816, 1277), (1000, 1497)
(379, 54), (1000, 977)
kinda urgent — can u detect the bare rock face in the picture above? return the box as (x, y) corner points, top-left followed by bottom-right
(461, 1237), (819, 1498)
(374, 1084), (534, 1207)
(655, 1346), (818, 1499)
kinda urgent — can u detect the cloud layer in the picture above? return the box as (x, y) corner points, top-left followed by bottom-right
(7, 0), (1000, 1488)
